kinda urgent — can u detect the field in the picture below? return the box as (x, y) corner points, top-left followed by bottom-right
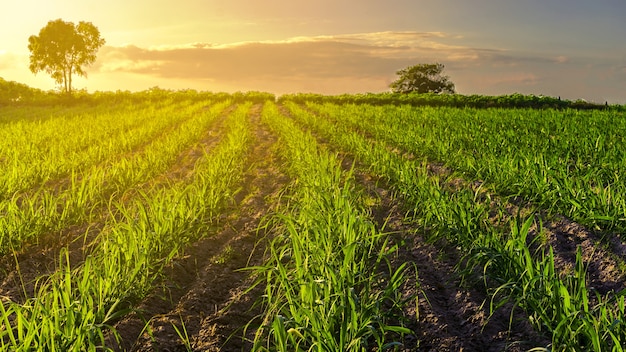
(0, 91), (625, 351)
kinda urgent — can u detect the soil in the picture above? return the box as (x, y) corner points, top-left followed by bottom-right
(352, 118), (626, 300)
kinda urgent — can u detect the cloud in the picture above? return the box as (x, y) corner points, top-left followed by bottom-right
(95, 40), (409, 82)
(89, 31), (624, 102)
(94, 31), (502, 85)
(97, 31), (575, 80)
(614, 65), (626, 78)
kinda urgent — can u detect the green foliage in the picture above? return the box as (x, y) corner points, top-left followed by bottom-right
(311, 103), (626, 234)
(0, 99), (234, 254)
(289, 100), (626, 351)
(2, 88), (626, 349)
(0, 78), (39, 104)
(250, 102), (413, 351)
(390, 63), (455, 94)
(279, 92), (618, 110)
(28, 19), (105, 94)
(0, 99), (254, 349)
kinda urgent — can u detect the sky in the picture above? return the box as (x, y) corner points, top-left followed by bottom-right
(1, 0), (625, 103)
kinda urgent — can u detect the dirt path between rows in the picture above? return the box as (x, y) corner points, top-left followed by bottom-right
(109, 104), (289, 351)
(372, 128), (626, 300)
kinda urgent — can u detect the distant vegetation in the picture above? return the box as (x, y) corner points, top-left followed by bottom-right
(280, 92), (621, 110)
(0, 80), (274, 106)
(390, 63), (455, 94)
(0, 78), (621, 111)
(0, 78), (50, 103)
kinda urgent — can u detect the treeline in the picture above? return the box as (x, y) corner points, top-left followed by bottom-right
(0, 78), (51, 104)
(83, 87), (275, 105)
(2, 77), (623, 110)
(0, 79), (274, 106)
(279, 92), (623, 110)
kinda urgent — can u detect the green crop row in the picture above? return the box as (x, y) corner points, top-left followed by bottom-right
(307, 102), (626, 235)
(0, 98), (203, 199)
(285, 102), (626, 351)
(249, 102), (414, 351)
(0, 100), (230, 255)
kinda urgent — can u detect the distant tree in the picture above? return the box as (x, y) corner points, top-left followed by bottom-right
(28, 19), (105, 95)
(390, 63), (455, 94)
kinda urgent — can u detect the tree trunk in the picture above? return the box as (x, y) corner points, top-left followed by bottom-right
(68, 66), (72, 95)
(64, 68), (68, 94)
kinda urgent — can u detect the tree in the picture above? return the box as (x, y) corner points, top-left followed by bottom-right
(390, 63), (455, 94)
(28, 19), (105, 95)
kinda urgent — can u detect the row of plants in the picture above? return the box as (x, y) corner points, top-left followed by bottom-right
(285, 102), (626, 351)
(0, 98), (205, 198)
(250, 101), (414, 351)
(0, 99), (230, 255)
(7, 75), (623, 111)
(307, 102), (626, 234)
(0, 103), (253, 350)
(82, 88), (275, 106)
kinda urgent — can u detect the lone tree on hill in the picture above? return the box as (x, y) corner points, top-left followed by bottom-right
(390, 63), (455, 94)
(28, 19), (105, 95)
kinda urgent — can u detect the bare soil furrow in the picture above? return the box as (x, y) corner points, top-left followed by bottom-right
(435, 165), (626, 297)
(120, 103), (234, 199)
(541, 215), (626, 295)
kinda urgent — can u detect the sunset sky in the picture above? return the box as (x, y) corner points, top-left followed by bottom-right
(1, 1), (624, 103)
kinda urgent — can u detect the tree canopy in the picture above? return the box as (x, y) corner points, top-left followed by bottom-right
(28, 19), (105, 95)
(390, 63), (455, 94)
